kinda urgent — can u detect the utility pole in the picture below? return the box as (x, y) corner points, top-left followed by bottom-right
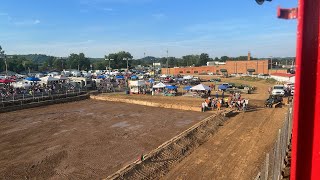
(123, 58), (132, 71)
(270, 56), (273, 71)
(4, 56), (7, 76)
(166, 49), (169, 75)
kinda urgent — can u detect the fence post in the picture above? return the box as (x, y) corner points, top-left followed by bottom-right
(273, 129), (281, 180)
(265, 153), (270, 180)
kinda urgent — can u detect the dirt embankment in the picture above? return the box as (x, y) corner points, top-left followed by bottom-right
(107, 113), (228, 180)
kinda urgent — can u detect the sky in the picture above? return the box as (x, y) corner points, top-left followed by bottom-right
(0, 0), (298, 58)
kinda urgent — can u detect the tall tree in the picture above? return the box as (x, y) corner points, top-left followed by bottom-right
(199, 53), (210, 66)
(220, 56), (229, 62)
(106, 51), (133, 69)
(0, 46), (5, 72)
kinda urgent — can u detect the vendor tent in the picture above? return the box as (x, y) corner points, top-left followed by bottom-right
(218, 84), (228, 91)
(40, 76), (59, 83)
(166, 85), (177, 90)
(130, 75), (138, 80)
(190, 84), (211, 91)
(12, 82), (32, 88)
(160, 74), (168, 78)
(183, 86), (192, 90)
(54, 75), (68, 80)
(0, 79), (15, 83)
(153, 82), (167, 88)
(26, 77), (41, 81)
(97, 75), (106, 79)
(183, 75), (193, 80)
(116, 75), (124, 79)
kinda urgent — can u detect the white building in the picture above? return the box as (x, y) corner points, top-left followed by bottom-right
(270, 73), (295, 83)
(207, 61), (226, 66)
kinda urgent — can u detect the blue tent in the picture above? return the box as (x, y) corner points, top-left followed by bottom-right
(183, 86), (192, 90)
(116, 75), (124, 79)
(97, 75), (106, 79)
(131, 75), (138, 80)
(26, 77), (41, 81)
(166, 85), (177, 90)
(218, 84), (228, 90)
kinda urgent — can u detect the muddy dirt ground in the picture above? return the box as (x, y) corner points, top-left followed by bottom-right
(0, 100), (209, 179)
(162, 77), (288, 180)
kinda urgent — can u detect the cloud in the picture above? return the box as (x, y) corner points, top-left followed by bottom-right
(152, 13), (166, 20)
(33, 19), (41, 24)
(102, 8), (113, 11)
(14, 19), (41, 26)
(0, 12), (8, 16)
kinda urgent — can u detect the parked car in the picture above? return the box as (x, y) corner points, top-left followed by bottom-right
(272, 85), (285, 96)
(265, 95), (283, 108)
(291, 86), (295, 96)
(209, 78), (221, 82)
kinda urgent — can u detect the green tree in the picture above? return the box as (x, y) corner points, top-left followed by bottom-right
(53, 58), (63, 70)
(0, 46), (5, 72)
(220, 56), (229, 62)
(199, 53), (210, 66)
(106, 51), (133, 69)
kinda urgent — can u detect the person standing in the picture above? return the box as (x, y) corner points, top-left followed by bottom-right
(202, 100), (207, 112)
(215, 91), (219, 99)
(217, 99), (222, 111)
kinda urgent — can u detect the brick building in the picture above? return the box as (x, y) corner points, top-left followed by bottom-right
(162, 59), (269, 75)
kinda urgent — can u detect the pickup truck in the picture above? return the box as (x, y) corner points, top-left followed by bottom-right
(272, 85), (285, 96)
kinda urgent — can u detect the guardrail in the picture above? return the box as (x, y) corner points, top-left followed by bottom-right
(255, 103), (293, 180)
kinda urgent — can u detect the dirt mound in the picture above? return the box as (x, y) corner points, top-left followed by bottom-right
(107, 114), (227, 180)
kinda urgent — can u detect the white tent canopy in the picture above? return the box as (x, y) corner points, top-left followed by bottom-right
(160, 74), (168, 78)
(190, 84), (211, 91)
(40, 76), (59, 83)
(12, 82), (32, 88)
(54, 75), (68, 80)
(183, 75), (193, 80)
(153, 82), (167, 88)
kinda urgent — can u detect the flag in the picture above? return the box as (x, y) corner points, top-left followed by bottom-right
(277, 7), (298, 19)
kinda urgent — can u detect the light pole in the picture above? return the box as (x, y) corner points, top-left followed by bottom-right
(270, 56), (273, 71)
(152, 58), (155, 79)
(166, 49), (169, 75)
(123, 58), (132, 71)
(105, 58), (114, 70)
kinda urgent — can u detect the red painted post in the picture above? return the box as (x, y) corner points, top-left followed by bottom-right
(290, 0), (320, 179)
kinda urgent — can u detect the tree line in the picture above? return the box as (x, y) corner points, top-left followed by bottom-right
(0, 45), (294, 74)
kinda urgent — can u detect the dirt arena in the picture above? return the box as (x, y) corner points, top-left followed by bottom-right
(161, 77), (287, 180)
(0, 100), (209, 179)
(0, 77), (287, 179)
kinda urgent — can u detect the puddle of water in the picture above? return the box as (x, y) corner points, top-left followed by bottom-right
(176, 119), (194, 127)
(111, 121), (130, 128)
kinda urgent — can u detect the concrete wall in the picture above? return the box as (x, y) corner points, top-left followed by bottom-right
(161, 60), (269, 75)
(0, 94), (90, 113)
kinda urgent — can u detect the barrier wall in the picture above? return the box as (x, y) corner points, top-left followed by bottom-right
(0, 93), (90, 113)
(91, 95), (202, 112)
(105, 113), (229, 180)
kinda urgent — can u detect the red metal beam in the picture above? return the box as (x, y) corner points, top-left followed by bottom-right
(291, 0), (320, 179)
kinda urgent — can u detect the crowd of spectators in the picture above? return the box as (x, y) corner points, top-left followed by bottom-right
(202, 92), (249, 112)
(0, 81), (78, 100)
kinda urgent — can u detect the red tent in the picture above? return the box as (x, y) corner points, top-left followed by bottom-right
(0, 79), (15, 83)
